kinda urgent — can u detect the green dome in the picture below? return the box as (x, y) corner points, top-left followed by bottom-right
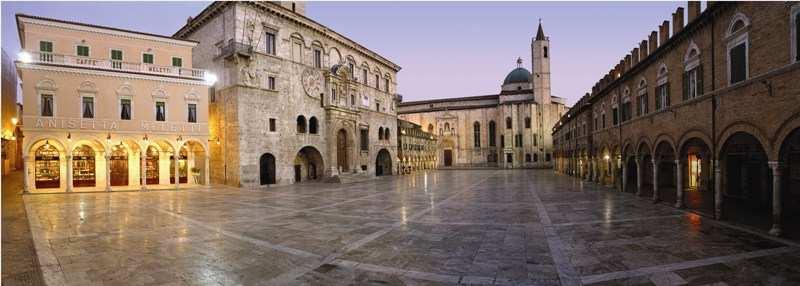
(503, 67), (531, 85)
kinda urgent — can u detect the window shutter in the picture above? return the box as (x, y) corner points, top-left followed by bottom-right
(697, 64), (704, 96)
(665, 83), (670, 107)
(682, 71), (689, 101)
(730, 44), (746, 83)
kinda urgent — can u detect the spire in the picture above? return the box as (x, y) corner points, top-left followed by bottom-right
(536, 18), (546, 41)
(516, 57), (523, 68)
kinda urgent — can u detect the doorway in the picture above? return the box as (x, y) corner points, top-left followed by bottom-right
(444, 150), (453, 166)
(260, 153), (276, 185)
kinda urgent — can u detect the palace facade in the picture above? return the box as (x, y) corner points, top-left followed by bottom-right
(398, 23), (568, 169)
(552, 2), (800, 237)
(16, 14), (211, 193)
(397, 119), (437, 174)
(174, 1), (400, 186)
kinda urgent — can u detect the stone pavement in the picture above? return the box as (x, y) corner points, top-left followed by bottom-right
(2, 171), (46, 286)
(14, 170), (800, 285)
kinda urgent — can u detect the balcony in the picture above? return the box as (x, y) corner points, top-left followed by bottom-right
(219, 40), (253, 59)
(23, 51), (205, 80)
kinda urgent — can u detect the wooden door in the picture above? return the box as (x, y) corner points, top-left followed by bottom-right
(444, 150), (453, 166)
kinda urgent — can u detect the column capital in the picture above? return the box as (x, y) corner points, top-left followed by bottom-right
(768, 161), (785, 171)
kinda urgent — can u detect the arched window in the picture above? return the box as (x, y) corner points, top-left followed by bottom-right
(525, 154), (532, 162)
(726, 13), (750, 85)
(384, 128), (390, 141)
(505, 117), (512, 129)
(534, 153), (539, 162)
(296, 115), (307, 133)
(473, 122), (481, 148)
(378, 127), (384, 140)
(427, 124), (434, 133)
(543, 46), (548, 58)
(637, 78), (648, 116)
(488, 121), (496, 147)
(444, 122), (450, 131)
(309, 117), (318, 134)
(684, 41), (703, 101)
(655, 64), (669, 111)
(524, 117), (531, 129)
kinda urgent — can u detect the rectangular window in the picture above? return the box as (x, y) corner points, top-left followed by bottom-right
(172, 57), (183, 67)
(375, 75), (380, 89)
(384, 78), (389, 92)
(82, 97), (94, 118)
(76, 45), (89, 57)
(656, 84), (669, 110)
(612, 107), (619, 125)
(187, 104), (197, 123)
(40, 94), (53, 117)
(360, 129), (369, 151)
(156, 102), (166, 121)
(637, 94), (648, 116)
(142, 53), (154, 64)
(376, 103), (381, 112)
(268, 76), (276, 90)
(111, 50), (123, 69)
(349, 63), (355, 80)
(796, 13), (800, 61)
(120, 99), (131, 120)
(362, 69), (368, 85)
(265, 32), (276, 55)
(39, 41), (53, 53)
(269, 118), (276, 132)
(313, 49), (321, 68)
(729, 43), (746, 84)
(602, 114), (606, 128)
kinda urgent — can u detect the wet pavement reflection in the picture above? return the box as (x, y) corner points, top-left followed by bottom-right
(21, 170), (800, 285)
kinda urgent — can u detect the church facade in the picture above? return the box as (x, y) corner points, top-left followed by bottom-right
(175, 1), (401, 186)
(398, 23), (568, 168)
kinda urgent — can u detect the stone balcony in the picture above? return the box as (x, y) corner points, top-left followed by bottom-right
(23, 51), (206, 80)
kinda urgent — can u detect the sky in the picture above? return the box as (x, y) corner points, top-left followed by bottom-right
(1, 1), (691, 106)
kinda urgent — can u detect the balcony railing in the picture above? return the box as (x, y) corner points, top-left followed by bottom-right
(26, 51), (205, 80)
(219, 40), (253, 59)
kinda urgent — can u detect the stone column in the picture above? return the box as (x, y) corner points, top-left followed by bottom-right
(714, 160), (722, 219)
(22, 155), (30, 193)
(652, 159), (659, 202)
(675, 159), (684, 208)
(594, 159), (600, 183)
(635, 157), (643, 196)
(204, 155), (211, 185)
(621, 160), (628, 192)
(141, 151), (147, 191)
(66, 155), (73, 192)
(105, 154), (112, 192)
(768, 161), (784, 236)
(174, 155), (180, 190)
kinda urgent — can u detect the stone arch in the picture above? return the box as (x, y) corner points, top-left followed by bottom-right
(717, 121), (772, 159)
(179, 139), (208, 184)
(294, 145), (324, 182)
(636, 137), (653, 156)
(297, 115), (307, 133)
(770, 109), (800, 159)
(259, 153), (276, 185)
(375, 148), (392, 176)
(653, 133), (677, 159)
(727, 12), (751, 36)
(684, 40), (701, 63)
(678, 128), (713, 153)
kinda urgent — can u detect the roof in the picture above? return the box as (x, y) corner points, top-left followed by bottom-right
(503, 67), (531, 85)
(16, 14), (199, 47)
(535, 21), (546, 41)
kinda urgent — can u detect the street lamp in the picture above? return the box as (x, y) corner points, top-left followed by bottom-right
(204, 73), (218, 86)
(17, 51), (32, 63)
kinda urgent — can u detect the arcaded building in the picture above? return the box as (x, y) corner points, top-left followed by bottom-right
(397, 119), (437, 174)
(398, 23), (568, 169)
(174, 1), (400, 186)
(15, 14), (211, 193)
(553, 2), (800, 237)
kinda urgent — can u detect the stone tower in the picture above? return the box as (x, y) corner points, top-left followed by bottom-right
(531, 19), (551, 104)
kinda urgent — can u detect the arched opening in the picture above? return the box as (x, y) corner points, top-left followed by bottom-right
(337, 129), (349, 172)
(34, 142), (60, 189)
(488, 121), (496, 147)
(625, 154), (638, 193)
(378, 127), (384, 140)
(384, 129), (390, 141)
(654, 141), (677, 204)
(720, 132), (771, 231)
(680, 137), (713, 214)
(294, 146), (324, 182)
(180, 140), (207, 185)
(260, 153), (276, 185)
(144, 146), (160, 185)
(170, 147), (188, 184)
(110, 143), (129, 186)
(505, 117), (512, 129)
(297, 115), (307, 133)
(779, 127), (800, 238)
(309, 117), (318, 134)
(473, 122), (480, 147)
(375, 149), (392, 176)
(638, 143), (653, 197)
(72, 144), (96, 187)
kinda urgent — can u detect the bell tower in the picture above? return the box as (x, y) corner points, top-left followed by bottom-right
(531, 19), (551, 104)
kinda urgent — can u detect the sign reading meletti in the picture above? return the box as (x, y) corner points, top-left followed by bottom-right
(26, 116), (207, 134)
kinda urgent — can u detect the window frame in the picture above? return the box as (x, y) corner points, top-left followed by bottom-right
(155, 101), (167, 122)
(81, 96), (95, 119)
(725, 13), (750, 85)
(791, 4), (800, 63)
(142, 53), (154, 64)
(39, 41), (53, 53)
(76, 44), (90, 57)
(265, 31), (277, 56)
(187, 103), (197, 123)
(268, 76), (276, 90)
(40, 93), (55, 117)
(119, 97), (132, 120)
(171, 57), (183, 68)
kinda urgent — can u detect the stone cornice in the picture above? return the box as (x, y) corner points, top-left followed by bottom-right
(17, 62), (209, 86)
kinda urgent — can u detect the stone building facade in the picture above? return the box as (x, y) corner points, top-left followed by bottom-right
(15, 14), (211, 193)
(397, 119), (437, 174)
(174, 1), (401, 186)
(2, 49), (22, 176)
(398, 23), (568, 169)
(552, 2), (800, 238)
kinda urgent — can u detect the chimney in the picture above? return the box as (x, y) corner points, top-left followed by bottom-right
(649, 31), (658, 51)
(687, 1), (700, 23)
(640, 40), (649, 59)
(673, 7), (684, 34)
(632, 48), (640, 65)
(659, 21), (670, 46)
(624, 55), (631, 71)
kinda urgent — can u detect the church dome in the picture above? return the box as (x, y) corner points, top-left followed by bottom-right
(503, 67), (531, 85)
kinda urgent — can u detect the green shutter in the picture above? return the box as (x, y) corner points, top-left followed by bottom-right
(665, 83), (670, 107)
(172, 57), (182, 67)
(77, 45), (89, 57)
(111, 50), (123, 61)
(682, 71), (689, 101)
(142, 54), (154, 64)
(39, 41), (53, 53)
(697, 64), (704, 96)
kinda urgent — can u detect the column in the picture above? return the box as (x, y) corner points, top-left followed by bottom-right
(66, 155), (73, 192)
(141, 150), (147, 191)
(675, 159), (684, 208)
(105, 154), (111, 192)
(635, 157), (643, 196)
(22, 155), (30, 193)
(621, 160), (628, 192)
(174, 155), (180, 190)
(714, 160), (722, 219)
(594, 159), (600, 183)
(204, 155), (211, 186)
(768, 161), (784, 236)
(652, 159), (659, 202)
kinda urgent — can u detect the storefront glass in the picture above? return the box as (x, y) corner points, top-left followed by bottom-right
(110, 144), (128, 186)
(145, 146), (159, 185)
(34, 143), (60, 189)
(72, 145), (96, 187)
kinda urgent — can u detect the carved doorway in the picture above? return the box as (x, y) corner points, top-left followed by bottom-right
(337, 129), (349, 172)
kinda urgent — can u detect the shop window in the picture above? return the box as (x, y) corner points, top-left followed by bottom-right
(145, 146), (159, 185)
(688, 154), (702, 189)
(72, 145), (96, 187)
(34, 143), (59, 189)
